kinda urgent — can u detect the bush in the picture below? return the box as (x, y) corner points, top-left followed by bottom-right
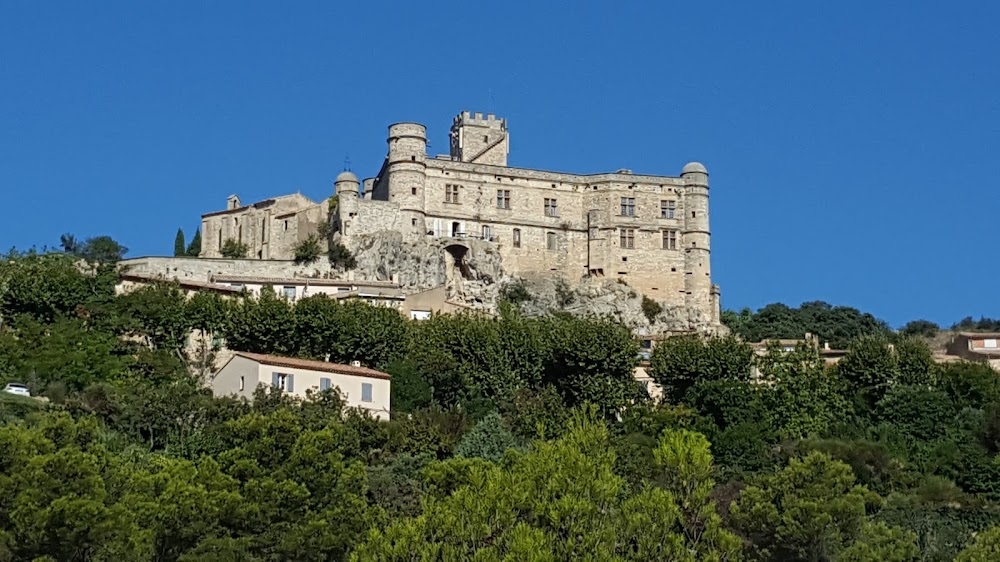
(327, 241), (357, 270)
(901, 319), (940, 338)
(293, 235), (322, 265)
(500, 280), (532, 304)
(220, 238), (248, 258)
(641, 295), (663, 322)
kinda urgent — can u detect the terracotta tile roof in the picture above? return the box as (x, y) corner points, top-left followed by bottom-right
(957, 332), (1000, 338)
(120, 273), (243, 294)
(235, 352), (391, 380)
(212, 275), (399, 288)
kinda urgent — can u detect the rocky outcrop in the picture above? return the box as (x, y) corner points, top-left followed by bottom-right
(344, 231), (723, 335)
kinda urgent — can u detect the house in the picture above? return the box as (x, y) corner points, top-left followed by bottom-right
(946, 333), (1000, 371)
(212, 352), (391, 420)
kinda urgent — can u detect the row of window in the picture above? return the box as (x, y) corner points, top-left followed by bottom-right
(271, 372), (374, 402)
(619, 229), (678, 250)
(441, 186), (682, 220)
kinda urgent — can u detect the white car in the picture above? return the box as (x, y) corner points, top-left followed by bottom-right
(3, 383), (30, 397)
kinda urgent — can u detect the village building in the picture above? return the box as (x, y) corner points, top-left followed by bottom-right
(212, 352), (391, 420)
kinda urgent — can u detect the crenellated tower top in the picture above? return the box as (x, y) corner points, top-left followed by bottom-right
(449, 111), (509, 166)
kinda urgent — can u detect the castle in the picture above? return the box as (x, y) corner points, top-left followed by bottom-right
(198, 110), (721, 326)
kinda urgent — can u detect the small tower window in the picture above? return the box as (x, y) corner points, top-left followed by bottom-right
(692, 211), (697, 218)
(483, 135), (489, 143)
(513, 228), (521, 248)
(411, 187), (417, 195)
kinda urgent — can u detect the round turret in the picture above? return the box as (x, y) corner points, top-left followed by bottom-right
(681, 161), (708, 175)
(334, 170), (360, 196)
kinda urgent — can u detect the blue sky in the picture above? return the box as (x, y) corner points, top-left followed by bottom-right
(1, 1), (998, 328)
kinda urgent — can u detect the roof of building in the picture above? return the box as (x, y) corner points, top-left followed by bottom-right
(234, 352), (392, 380)
(212, 274), (400, 288)
(682, 161), (708, 174)
(336, 170), (359, 183)
(956, 332), (1000, 338)
(201, 193), (317, 218)
(119, 273), (243, 294)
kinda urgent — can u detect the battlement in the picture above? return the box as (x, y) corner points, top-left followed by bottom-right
(454, 111), (507, 130)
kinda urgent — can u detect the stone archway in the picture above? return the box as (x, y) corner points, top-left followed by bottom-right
(443, 243), (474, 298)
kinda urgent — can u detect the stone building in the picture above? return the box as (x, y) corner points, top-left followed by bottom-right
(199, 193), (329, 260)
(193, 110), (722, 328)
(335, 110), (721, 325)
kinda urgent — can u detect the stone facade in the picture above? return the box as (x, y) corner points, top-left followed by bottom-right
(335, 110), (722, 327)
(191, 109), (722, 331)
(199, 193), (329, 260)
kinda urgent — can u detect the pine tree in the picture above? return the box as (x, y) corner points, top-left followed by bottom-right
(174, 229), (186, 256)
(186, 229), (202, 257)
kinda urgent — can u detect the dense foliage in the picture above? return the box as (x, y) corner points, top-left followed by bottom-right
(3, 247), (1000, 560)
(722, 301), (891, 348)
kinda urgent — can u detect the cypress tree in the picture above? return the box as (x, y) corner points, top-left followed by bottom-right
(186, 228), (202, 257)
(173, 229), (186, 256)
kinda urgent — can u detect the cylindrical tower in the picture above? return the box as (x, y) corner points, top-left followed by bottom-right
(334, 170), (360, 197)
(681, 162), (712, 319)
(386, 122), (427, 236)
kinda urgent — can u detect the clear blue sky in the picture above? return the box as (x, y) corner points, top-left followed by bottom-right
(2, 1), (998, 328)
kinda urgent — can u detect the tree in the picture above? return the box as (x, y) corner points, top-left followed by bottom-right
(836, 333), (899, 405)
(900, 319), (939, 338)
(730, 451), (885, 560)
(641, 295), (662, 322)
(186, 229), (202, 257)
(648, 334), (755, 403)
(174, 229), (186, 256)
(293, 235), (322, 265)
(955, 525), (1000, 561)
(220, 239), (248, 258)
(328, 241), (357, 270)
(454, 412), (519, 463)
(78, 235), (128, 263)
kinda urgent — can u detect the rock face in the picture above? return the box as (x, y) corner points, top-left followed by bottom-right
(345, 231), (724, 335)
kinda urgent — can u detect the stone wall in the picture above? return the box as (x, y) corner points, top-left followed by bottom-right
(200, 193), (326, 260)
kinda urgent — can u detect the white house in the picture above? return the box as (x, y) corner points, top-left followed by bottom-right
(212, 352), (391, 420)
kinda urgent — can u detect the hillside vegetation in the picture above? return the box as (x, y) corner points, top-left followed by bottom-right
(3, 244), (1000, 560)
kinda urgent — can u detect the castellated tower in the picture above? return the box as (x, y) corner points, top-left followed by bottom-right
(681, 162), (713, 320)
(386, 123), (428, 237)
(449, 111), (508, 166)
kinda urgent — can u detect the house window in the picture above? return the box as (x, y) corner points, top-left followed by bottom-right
(497, 189), (511, 209)
(661, 200), (676, 219)
(619, 228), (635, 249)
(482, 225), (491, 240)
(513, 228), (521, 248)
(361, 382), (373, 403)
(662, 230), (677, 250)
(985, 339), (998, 349)
(320, 377), (331, 391)
(282, 286), (296, 301)
(620, 197), (635, 216)
(272, 372), (294, 392)
(544, 198), (558, 217)
(546, 232), (557, 250)
(239, 376), (245, 391)
(445, 184), (460, 203)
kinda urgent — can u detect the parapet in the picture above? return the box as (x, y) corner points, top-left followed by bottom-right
(388, 122), (427, 140)
(453, 111), (507, 131)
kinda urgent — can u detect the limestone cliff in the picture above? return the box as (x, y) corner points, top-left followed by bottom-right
(343, 231), (723, 335)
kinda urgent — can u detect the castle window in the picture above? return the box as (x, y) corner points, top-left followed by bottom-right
(661, 200), (676, 219)
(546, 232), (557, 250)
(513, 228), (521, 248)
(662, 230), (677, 250)
(483, 135), (488, 143)
(692, 211), (697, 218)
(283, 220), (288, 231)
(619, 228), (635, 249)
(445, 184), (460, 204)
(411, 187), (416, 195)
(482, 225), (491, 240)
(620, 197), (635, 216)
(544, 198), (558, 217)
(497, 189), (510, 209)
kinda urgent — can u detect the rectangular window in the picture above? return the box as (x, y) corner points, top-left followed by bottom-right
(361, 382), (373, 403)
(282, 286), (296, 301)
(546, 232), (557, 250)
(239, 376), (245, 391)
(320, 377), (331, 391)
(985, 339), (998, 349)
(620, 228), (635, 249)
(482, 225), (491, 240)
(513, 228), (521, 248)
(661, 200), (676, 219)
(271, 372), (294, 392)
(620, 197), (635, 216)
(445, 184), (460, 203)
(662, 229), (677, 250)
(544, 198), (558, 217)
(496, 189), (511, 209)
